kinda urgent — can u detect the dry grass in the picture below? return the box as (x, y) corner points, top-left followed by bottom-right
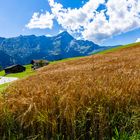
(0, 44), (140, 139)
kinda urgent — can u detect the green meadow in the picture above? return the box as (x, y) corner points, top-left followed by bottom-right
(0, 65), (34, 91)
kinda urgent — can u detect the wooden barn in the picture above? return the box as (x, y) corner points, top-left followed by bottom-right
(4, 65), (26, 74)
(31, 60), (49, 70)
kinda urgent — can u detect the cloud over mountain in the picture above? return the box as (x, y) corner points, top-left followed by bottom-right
(136, 38), (140, 42)
(26, 0), (140, 43)
(26, 12), (54, 29)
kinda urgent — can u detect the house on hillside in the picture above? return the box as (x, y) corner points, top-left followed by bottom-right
(31, 60), (49, 70)
(4, 65), (26, 74)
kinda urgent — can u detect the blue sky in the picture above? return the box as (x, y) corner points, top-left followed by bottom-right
(0, 0), (140, 46)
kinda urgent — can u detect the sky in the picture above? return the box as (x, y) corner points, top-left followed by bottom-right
(0, 0), (140, 46)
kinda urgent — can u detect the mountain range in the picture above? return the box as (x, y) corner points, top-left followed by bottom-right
(0, 31), (115, 68)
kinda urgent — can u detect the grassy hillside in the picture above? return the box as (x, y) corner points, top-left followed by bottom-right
(0, 43), (139, 139)
(98, 42), (140, 54)
(50, 42), (140, 64)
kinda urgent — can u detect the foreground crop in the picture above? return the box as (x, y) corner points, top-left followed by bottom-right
(0, 44), (140, 140)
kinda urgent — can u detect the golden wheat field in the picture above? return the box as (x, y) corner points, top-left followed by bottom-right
(0, 44), (140, 139)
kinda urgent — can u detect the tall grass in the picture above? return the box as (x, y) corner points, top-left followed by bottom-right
(0, 44), (140, 139)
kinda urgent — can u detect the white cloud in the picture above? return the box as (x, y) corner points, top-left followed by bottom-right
(26, 12), (54, 29)
(48, 0), (105, 42)
(136, 38), (140, 42)
(82, 0), (140, 43)
(48, 0), (140, 43)
(59, 29), (65, 33)
(27, 0), (140, 43)
(46, 34), (53, 37)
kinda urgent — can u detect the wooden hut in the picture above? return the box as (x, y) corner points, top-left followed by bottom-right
(4, 65), (26, 74)
(31, 60), (49, 70)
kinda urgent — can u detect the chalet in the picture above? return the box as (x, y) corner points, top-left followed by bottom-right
(4, 65), (26, 74)
(31, 60), (49, 70)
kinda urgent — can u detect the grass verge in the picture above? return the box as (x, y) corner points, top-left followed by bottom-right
(0, 65), (34, 92)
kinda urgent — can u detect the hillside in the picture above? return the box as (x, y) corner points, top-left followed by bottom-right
(0, 43), (140, 139)
(0, 32), (113, 68)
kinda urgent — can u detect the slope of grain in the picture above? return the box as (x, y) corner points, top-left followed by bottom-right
(0, 44), (140, 139)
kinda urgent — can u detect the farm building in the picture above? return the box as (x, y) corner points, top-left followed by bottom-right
(31, 60), (49, 70)
(4, 65), (26, 74)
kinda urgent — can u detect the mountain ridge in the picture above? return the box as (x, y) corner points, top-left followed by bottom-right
(0, 32), (113, 68)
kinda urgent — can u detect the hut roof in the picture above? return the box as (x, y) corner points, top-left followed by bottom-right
(4, 64), (25, 70)
(31, 60), (49, 64)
